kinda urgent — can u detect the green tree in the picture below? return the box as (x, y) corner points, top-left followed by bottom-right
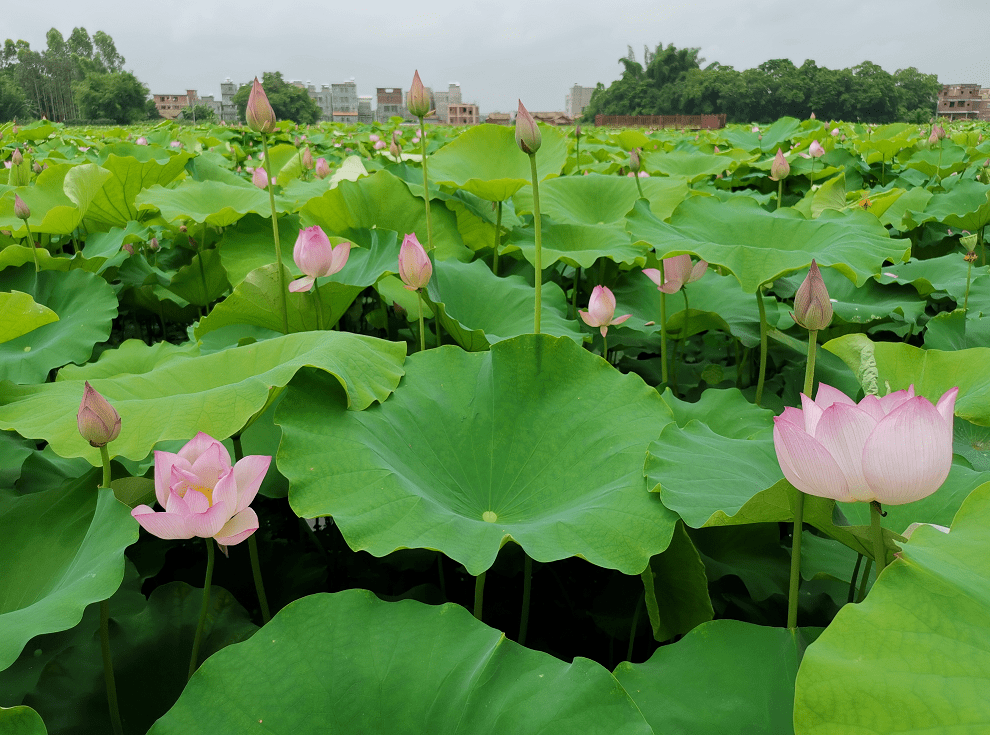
(893, 67), (939, 123)
(0, 74), (29, 121)
(231, 72), (319, 125)
(74, 70), (148, 123)
(179, 103), (217, 123)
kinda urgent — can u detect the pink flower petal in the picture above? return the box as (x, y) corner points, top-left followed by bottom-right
(214, 508), (259, 547)
(779, 406), (804, 426)
(132, 506), (194, 539)
(289, 276), (315, 293)
(211, 468), (239, 513)
(862, 397), (953, 505)
(773, 419), (851, 501)
(183, 500), (232, 538)
(814, 384), (856, 411)
(164, 487), (191, 515)
(178, 432), (227, 465)
(855, 395), (886, 423)
(612, 313), (632, 326)
(642, 268), (663, 289)
(813, 403), (879, 501)
(182, 489), (212, 514)
(800, 393), (825, 435)
(231, 455), (272, 513)
(153, 450), (184, 507)
(188, 440), (230, 488)
(935, 387), (958, 426)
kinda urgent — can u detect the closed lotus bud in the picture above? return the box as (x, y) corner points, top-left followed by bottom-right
(12, 149), (23, 165)
(575, 123), (581, 138)
(302, 146), (314, 170)
(770, 148), (790, 181)
(407, 70), (431, 118)
(32, 162), (42, 173)
(135, 136), (148, 145)
(399, 232), (432, 291)
(122, 242), (135, 255)
(246, 77), (276, 133)
(252, 166), (269, 189)
(149, 236), (160, 250)
(390, 141), (401, 158)
(793, 260), (833, 331)
(374, 140), (385, 150)
(928, 129), (938, 146)
(179, 224), (187, 233)
(809, 111), (816, 119)
(808, 140), (825, 158)
(515, 100), (541, 155)
(315, 157), (330, 179)
(369, 134), (380, 143)
(629, 148), (641, 172)
(830, 128), (839, 137)
(77, 381), (121, 448)
(13, 194), (30, 220)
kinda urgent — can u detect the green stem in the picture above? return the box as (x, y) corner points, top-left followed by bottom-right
(198, 222), (209, 309)
(492, 201), (502, 276)
(24, 221), (39, 272)
(575, 133), (581, 173)
(261, 134), (289, 335)
(776, 178), (783, 210)
(518, 554), (532, 646)
(530, 153), (542, 334)
(848, 553), (864, 604)
(247, 535), (270, 624)
(980, 228), (985, 267)
(755, 287), (769, 407)
(963, 259), (973, 314)
(437, 554), (447, 601)
(870, 501), (888, 575)
(473, 571), (486, 621)
(671, 289), (690, 396)
(857, 558), (873, 602)
(659, 261), (668, 385)
(313, 285), (326, 330)
(804, 330), (818, 398)
(416, 290), (426, 353)
(96, 445), (123, 735)
(635, 174), (644, 199)
(419, 117), (433, 253)
(626, 594), (643, 663)
(188, 538), (215, 680)
(602, 332), (608, 362)
(786, 491), (805, 629)
(571, 267), (580, 317)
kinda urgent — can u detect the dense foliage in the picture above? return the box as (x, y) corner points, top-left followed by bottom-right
(231, 72), (321, 125)
(583, 43), (941, 124)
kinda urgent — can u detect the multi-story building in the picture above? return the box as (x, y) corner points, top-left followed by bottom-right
(331, 80), (359, 123)
(565, 84), (595, 119)
(358, 96), (373, 124)
(153, 90), (200, 119)
(937, 84), (990, 121)
(448, 103), (479, 126)
(433, 83), (462, 124)
(219, 79), (239, 123)
(376, 87), (405, 122)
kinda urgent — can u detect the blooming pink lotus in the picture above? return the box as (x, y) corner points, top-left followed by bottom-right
(288, 226), (350, 292)
(399, 232), (432, 291)
(132, 432), (271, 547)
(579, 285), (630, 337)
(773, 384), (957, 505)
(643, 255), (708, 294)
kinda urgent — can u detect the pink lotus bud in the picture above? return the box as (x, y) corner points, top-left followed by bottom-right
(412, 137), (420, 144)
(399, 232), (432, 291)
(11, 149), (22, 165)
(407, 70), (431, 118)
(369, 134), (380, 143)
(831, 128), (839, 137)
(77, 381), (121, 448)
(808, 140), (825, 158)
(389, 141), (401, 158)
(315, 157), (330, 179)
(136, 137), (148, 145)
(302, 147), (314, 170)
(13, 194), (30, 220)
(149, 237), (160, 251)
(122, 242), (135, 255)
(579, 285), (631, 338)
(770, 148), (790, 181)
(252, 166), (269, 189)
(629, 148), (641, 172)
(288, 226), (351, 292)
(374, 140), (386, 150)
(179, 224), (187, 233)
(392, 130), (401, 144)
(246, 77), (276, 133)
(713, 145), (720, 154)
(32, 162), (41, 173)
(170, 141), (182, 148)
(928, 130), (938, 146)
(515, 100), (541, 155)
(575, 123), (581, 138)
(793, 260), (832, 331)
(638, 171), (648, 178)
(751, 126), (759, 133)
(773, 383), (957, 505)
(934, 124), (946, 140)
(809, 111), (816, 119)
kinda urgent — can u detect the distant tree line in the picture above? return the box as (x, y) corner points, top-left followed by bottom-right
(582, 43), (941, 125)
(0, 28), (157, 124)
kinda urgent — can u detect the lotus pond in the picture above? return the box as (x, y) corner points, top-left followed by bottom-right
(1, 109), (989, 734)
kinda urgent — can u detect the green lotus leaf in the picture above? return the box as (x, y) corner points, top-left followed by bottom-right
(424, 258), (584, 350)
(84, 152), (193, 228)
(427, 123), (568, 201)
(641, 521), (713, 643)
(135, 180), (272, 227)
(877, 185), (932, 229)
(641, 150), (735, 182)
(0, 482), (137, 671)
(901, 178), (990, 232)
(150, 589), (653, 735)
(0, 292), (58, 343)
(925, 309), (990, 351)
(0, 164), (111, 236)
(505, 219), (650, 270)
(0, 331), (406, 464)
(854, 123), (915, 159)
(0, 706), (47, 735)
(615, 619), (817, 735)
(819, 268), (927, 328)
(279, 335), (678, 576)
(876, 252), (971, 299)
(824, 332), (990, 425)
(165, 248), (230, 307)
(0, 267), (117, 384)
(627, 196), (909, 293)
(300, 170), (471, 261)
(691, 523), (791, 601)
(794, 482), (990, 734)
(0, 246), (73, 274)
(902, 141), (970, 179)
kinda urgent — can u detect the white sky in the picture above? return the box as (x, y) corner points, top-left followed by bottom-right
(6, 0), (990, 115)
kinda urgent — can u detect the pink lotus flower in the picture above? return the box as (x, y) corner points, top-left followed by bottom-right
(579, 285), (631, 337)
(808, 140), (825, 158)
(773, 384), (957, 505)
(373, 140), (385, 150)
(770, 148), (790, 181)
(407, 70), (431, 118)
(810, 111), (816, 119)
(252, 167), (269, 189)
(399, 232), (432, 291)
(13, 194), (30, 220)
(77, 382), (121, 448)
(315, 157), (330, 179)
(793, 260), (832, 331)
(288, 226), (350, 292)
(643, 255), (708, 294)
(301, 147), (314, 170)
(132, 432), (271, 547)
(515, 100), (541, 155)
(246, 77), (276, 134)
(369, 134), (380, 143)
(830, 128), (840, 137)
(135, 137), (148, 146)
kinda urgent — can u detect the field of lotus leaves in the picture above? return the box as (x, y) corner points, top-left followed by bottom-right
(1, 106), (989, 734)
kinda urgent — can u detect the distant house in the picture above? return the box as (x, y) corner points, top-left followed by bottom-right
(153, 90), (199, 119)
(938, 84), (990, 121)
(485, 112), (511, 125)
(531, 111), (573, 126)
(448, 104), (479, 126)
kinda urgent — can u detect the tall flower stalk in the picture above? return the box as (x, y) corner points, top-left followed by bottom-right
(516, 101), (543, 333)
(14, 194), (39, 272)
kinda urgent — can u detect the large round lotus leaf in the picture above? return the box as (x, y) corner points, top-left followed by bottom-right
(426, 124), (568, 202)
(0, 164), (111, 236)
(626, 196), (910, 293)
(824, 333), (990, 425)
(794, 483), (990, 734)
(0, 292), (58, 343)
(902, 141), (970, 179)
(902, 178), (990, 232)
(504, 219), (651, 270)
(215, 213), (302, 287)
(279, 335), (679, 575)
(641, 150), (735, 182)
(425, 258), (584, 350)
(0, 484), (137, 671)
(85, 152), (193, 228)
(0, 331), (405, 465)
(135, 180), (272, 228)
(615, 619), (817, 735)
(299, 170), (472, 262)
(150, 589), (653, 735)
(819, 268), (927, 328)
(0, 266), (117, 384)
(0, 706), (47, 735)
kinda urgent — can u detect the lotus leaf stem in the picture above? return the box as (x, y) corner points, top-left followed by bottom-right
(856, 558), (873, 602)
(964, 259), (973, 314)
(261, 134), (289, 335)
(97, 446), (123, 735)
(492, 201), (502, 276)
(571, 267), (580, 317)
(198, 223), (209, 309)
(232, 434), (271, 623)
(635, 174), (644, 199)
(602, 334), (608, 363)
(24, 221), (39, 272)
(626, 594), (644, 663)
(416, 290), (426, 353)
(755, 287), (769, 407)
(776, 178), (784, 210)
(848, 553), (864, 604)
(518, 554), (533, 646)
(659, 261), (669, 385)
(529, 153), (542, 334)
(188, 538), (215, 680)
(313, 285), (326, 331)
(870, 501), (888, 575)
(474, 571), (486, 621)
(419, 117), (433, 253)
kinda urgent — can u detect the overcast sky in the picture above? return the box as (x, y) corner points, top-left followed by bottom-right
(6, 0), (990, 115)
